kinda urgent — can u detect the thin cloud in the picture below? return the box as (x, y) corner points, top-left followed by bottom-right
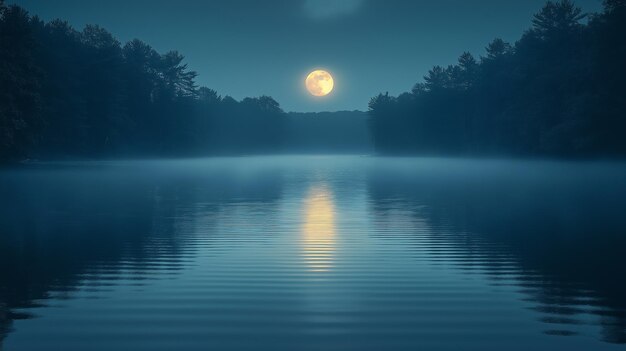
(303, 0), (364, 19)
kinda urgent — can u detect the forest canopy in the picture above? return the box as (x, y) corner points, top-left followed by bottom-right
(0, 0), (286, 161)
(368, 0), (626, 157)
(1, 0), (625, 161)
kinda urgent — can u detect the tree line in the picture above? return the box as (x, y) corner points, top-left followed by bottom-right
(0, 0), (286, 161)
(286, 111), (372, 153)
(368, 0), (626, 157)
(2, 0), (625, 161)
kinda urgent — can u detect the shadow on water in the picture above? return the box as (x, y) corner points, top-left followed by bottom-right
(0, 159), (285, 346)
(366, 158), (626, 343)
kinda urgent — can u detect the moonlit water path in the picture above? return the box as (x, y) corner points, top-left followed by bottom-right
(1, 156), (625, 351)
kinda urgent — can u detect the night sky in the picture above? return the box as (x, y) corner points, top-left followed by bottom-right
(12, 0), (601, 112)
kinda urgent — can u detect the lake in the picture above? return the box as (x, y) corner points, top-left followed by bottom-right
(1, 156), (625, 350)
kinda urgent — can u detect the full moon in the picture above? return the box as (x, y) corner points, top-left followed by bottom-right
(305, 70), (334, 97)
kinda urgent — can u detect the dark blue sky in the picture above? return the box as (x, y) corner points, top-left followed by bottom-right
(12, 0), (601, 112)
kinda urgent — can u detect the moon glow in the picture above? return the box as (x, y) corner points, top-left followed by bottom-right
(306, 70), (334, 97)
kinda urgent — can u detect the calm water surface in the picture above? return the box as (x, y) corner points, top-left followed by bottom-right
(1, 156), (625, 350)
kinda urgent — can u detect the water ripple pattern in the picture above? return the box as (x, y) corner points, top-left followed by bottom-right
(0, 156), (625, 351)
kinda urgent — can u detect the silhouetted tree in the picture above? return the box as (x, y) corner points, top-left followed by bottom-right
(0, 3), (290, 161)
(0, 3), (41, 160)
(483, 38), (512, 60)
(423, 66), (449, 91)
(456, 52), (478, 90)
(159, 51), (198, 99)
(532, 0), (586, 39)
(368, 0), (626, 157)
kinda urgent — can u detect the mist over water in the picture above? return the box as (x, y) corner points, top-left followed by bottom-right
(1, 156), (625, 351)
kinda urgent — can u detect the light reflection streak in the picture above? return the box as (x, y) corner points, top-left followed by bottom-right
(301, 185), (336, 272)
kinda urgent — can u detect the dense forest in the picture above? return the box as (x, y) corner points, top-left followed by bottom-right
(368, 0), (626, 157)
(0, 0), (287, 161)
(2, 1), (625, 162)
